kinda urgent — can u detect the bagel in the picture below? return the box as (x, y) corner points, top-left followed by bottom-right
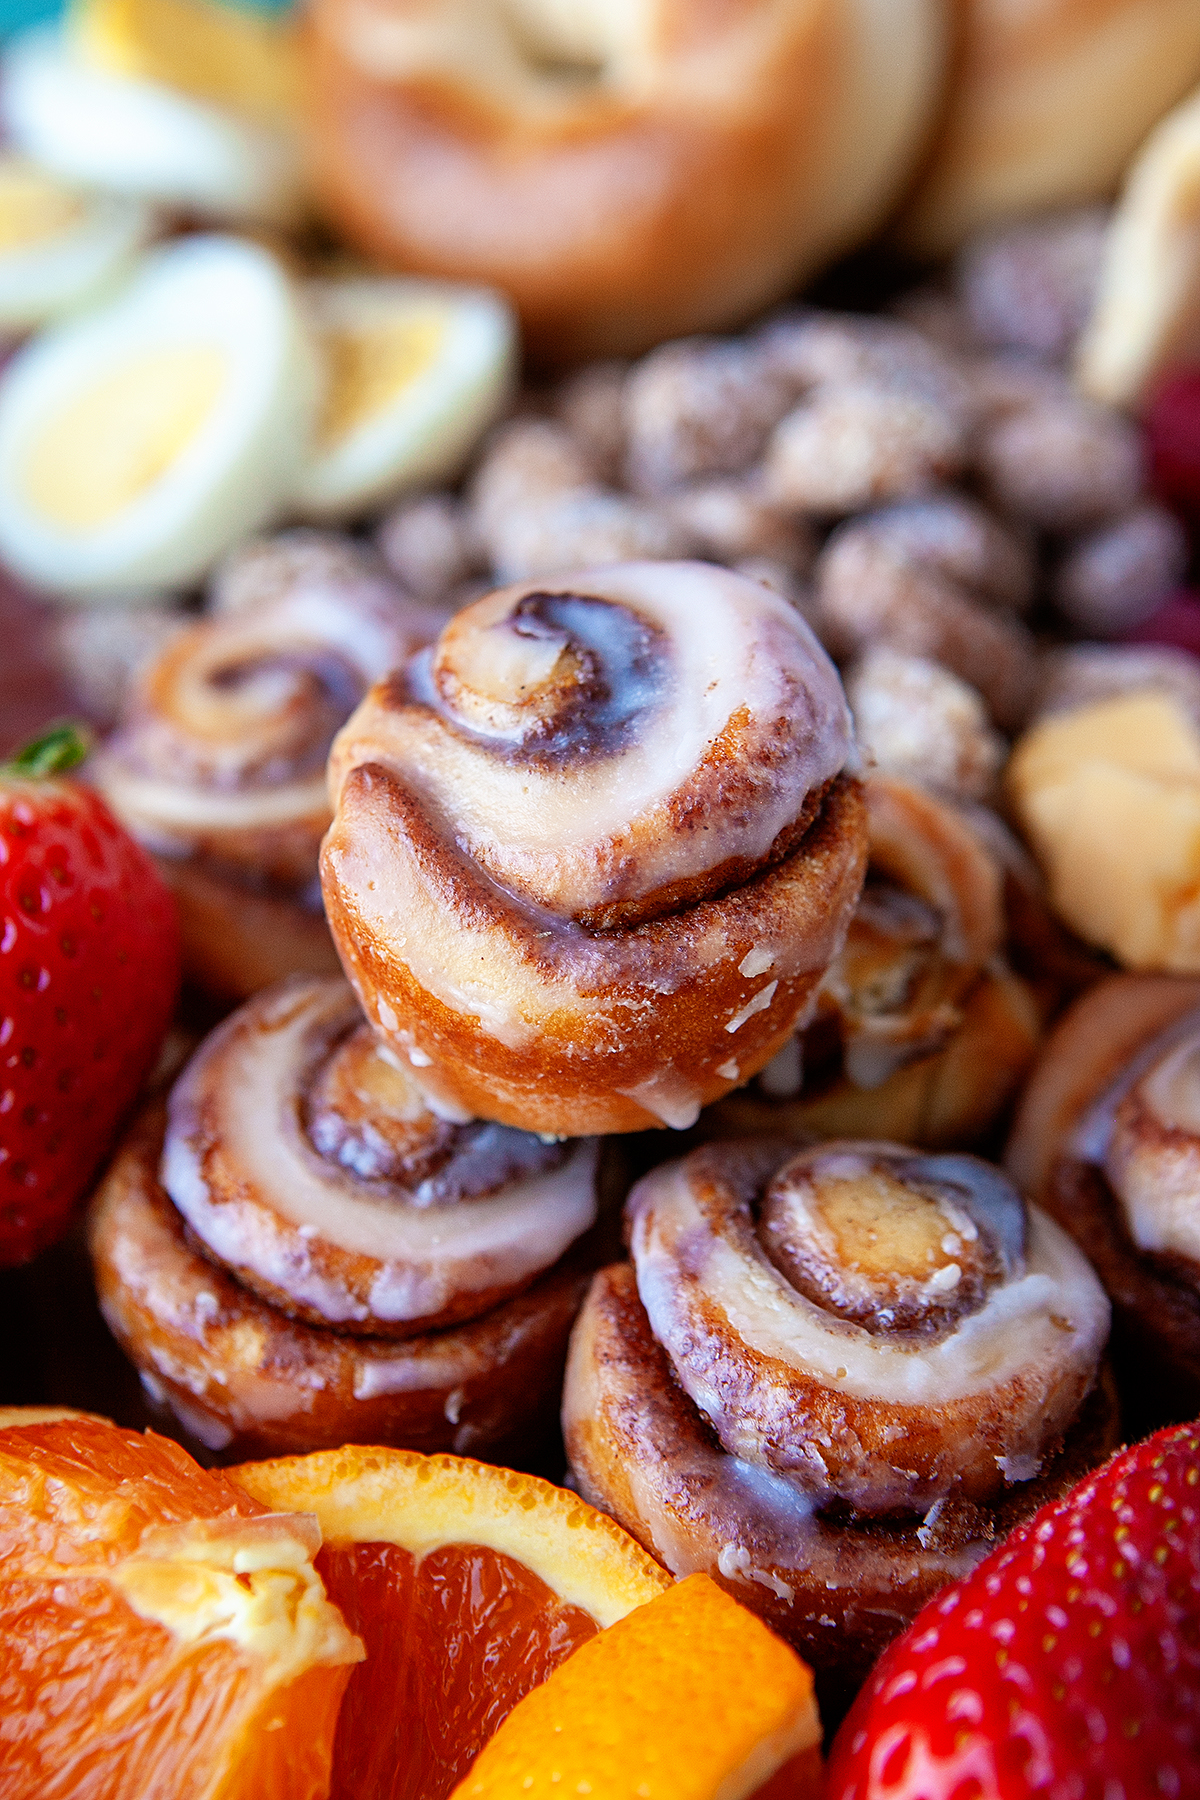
(304, 0), (947, 363)
(896, 0), (1200, 259)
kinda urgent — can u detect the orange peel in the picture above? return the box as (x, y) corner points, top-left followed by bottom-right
(453, 1572), (823, 1800)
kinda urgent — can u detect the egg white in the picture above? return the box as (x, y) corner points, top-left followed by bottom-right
(0, 232), (322, 596)
(0, 154), (155, 333)
(1, 27), (304, 228)
(293, 276), (516, 522)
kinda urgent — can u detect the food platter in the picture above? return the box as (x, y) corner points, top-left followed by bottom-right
(5, 3), (1200, 1795)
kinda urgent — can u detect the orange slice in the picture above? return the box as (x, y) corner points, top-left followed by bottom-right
(229, 1445), (673, 1800)
(0, 1408), (362, 1800)
(454, 1573), (823, 1800)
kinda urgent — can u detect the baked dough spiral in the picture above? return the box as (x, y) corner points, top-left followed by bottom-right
(94, 538), (443, 999)
(564, 1138), (1113, 1691)
(305, 0), (947, 362)
(896, 0), (1200, 258)
(706, 777), (1040, 1148)
(1008, 973), (1200, 1423)
(89, 976), (605, 1459)
(321, 560), (867, 1137)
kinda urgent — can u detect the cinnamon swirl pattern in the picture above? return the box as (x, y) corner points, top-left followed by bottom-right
(89, 976), (605, 1459)
(706, 778), (1040, 1148)
(321, 560), (867, 1136)
(1007, 973), (1200, 1423)
(94, 534), (444, 1001)
(564, 1139), (1113, 1692)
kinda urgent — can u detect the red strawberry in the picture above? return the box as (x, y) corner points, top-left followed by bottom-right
(1146, 370), (1200, 524)
(827, 1422), (1200, 1800)
(0, 724), (179, 1265)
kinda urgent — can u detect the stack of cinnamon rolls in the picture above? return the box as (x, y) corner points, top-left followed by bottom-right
(87, 543), (1182, 1704)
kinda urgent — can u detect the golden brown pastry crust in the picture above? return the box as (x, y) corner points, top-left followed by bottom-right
(89, 1108), (594, 1462)
(897, 0), (1200, 258)
(705, 779), (1041, 1149)
(93, 539), (441, 1002)
(160, 976), (602, 1337)
(156, 857), (342, 1004)
(320, 563), (868, 1136)
(565, 1260), (1119, 1694)
(305, 0), (946, 363)
(1007, 972), (1200, 1416)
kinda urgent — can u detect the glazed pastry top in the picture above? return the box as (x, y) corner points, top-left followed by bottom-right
(1073, 1005), (1200, 1270)
(327, 558), (853, 929)
(627, 1139), (1109, 1515)
(161, 977), (599, 1332)
(95, 537), (443, 876)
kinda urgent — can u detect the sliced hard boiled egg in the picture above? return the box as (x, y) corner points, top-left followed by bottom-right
(1, 26), (304, 228)
(0, 153), (154, 332)
(292, 277), (516, 521)
(0, 233), (322, 596)
(73, 0), (300, 127)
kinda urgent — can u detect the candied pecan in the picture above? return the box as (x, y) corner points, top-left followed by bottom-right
(210, 528), (392, 616)
(1051, 503), (1189, 635)
(551, 360), (629, 483)
(622, 335), (793, 494)
(847, 647), (1006, 802)
(665, 476), (815, 573)
(481, 488), (689, 584)
(764, 384), (970, 514)
(1035, 642), (1200, 725)
(376, 492), (484, 602)
(976, 393), (1143, 532)
(817, 501), (1039, 727)
(955, 208), (1110, 364)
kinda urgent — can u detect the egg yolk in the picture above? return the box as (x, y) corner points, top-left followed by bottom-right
(317, 314), (447, 449)
(74, 0), (300, 122)
(0, 164), (86, 253)
(22, 345), (226, 531)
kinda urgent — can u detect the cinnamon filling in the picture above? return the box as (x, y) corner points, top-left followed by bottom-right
(1075, 1008), (1200, 1280)
(428, 590), (667, 759)
(759, 1149), (1010, 1338)
(627, 1139), (1108, 1513)
(306, 1022), (569, 1199)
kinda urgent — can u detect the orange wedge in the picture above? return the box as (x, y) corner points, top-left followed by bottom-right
(454, 1573), (823, 1800)
(229, 1444), (673, 1800)
(0, 1407), (362, 1800)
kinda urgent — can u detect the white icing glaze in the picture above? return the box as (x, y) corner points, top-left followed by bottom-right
(328, 560), (852, 922)
(1092, 1013), (1200, 1266)
(629, 1153), (1107, 1417)
(162, 977), (598, 1325)
(96, 575), (434, 851)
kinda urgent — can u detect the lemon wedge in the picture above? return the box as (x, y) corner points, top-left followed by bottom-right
(293, 276), (516, 521)
(0, 233), (321, 595)
(1, 25), (303, 227)
(0, 151), (153, 331)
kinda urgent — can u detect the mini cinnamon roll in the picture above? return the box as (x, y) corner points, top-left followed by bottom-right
(705, 778), (1041, 1149)
(564, 1139), (1114, 1694)
(93, 536), (444, 1002)
(88, 976), (606, 1460)
(321, 560), (867, 1137)
(1007, 972), (1200, 1423)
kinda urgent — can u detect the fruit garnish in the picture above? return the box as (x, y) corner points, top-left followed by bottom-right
(1124, 588), (1200, 656)
(294, 275), (515, 521)
(0, 1408), (362, 1800)
(0, 234), (320, 595)
(229, 1444), (674, 1800)
(453, 1572), (823, 1800)
(825, 1420), (1200, 1800)
(1145, 368), (1200, 523)
(0, 720), (178, 1264)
